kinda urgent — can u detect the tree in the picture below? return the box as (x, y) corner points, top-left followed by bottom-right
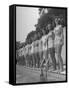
(16, 41), (26, 50)
(48, 8), (66, 26)
(26, 31), (36, 44)
(16, 41), (21, 50)
(37, 8), (66, 32)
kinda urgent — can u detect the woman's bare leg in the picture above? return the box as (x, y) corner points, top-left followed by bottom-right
(56, 45), (63, 72)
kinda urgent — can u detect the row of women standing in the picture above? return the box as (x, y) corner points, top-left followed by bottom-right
(17, 17), (65, 72)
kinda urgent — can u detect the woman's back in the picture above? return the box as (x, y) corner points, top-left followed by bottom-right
(54, 25), (64, 46)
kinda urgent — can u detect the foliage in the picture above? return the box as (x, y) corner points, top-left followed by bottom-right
(16, 41), (26, 50)
(20, 8), (67, 46)
(38, 8), (66, 29)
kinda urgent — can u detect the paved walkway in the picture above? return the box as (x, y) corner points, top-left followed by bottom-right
(16, 65), (66, 84)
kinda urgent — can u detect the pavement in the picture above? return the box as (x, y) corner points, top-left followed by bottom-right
(16, 64), (66, 84)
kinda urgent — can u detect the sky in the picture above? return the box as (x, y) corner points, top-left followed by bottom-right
(16, 7), (39, 42)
